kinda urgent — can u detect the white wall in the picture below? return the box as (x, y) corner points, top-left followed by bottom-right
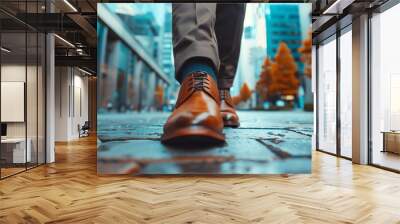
(55, 67), (89, 141)
(1, 65), (38, 138)
(72, 73), (89, 138)
(1, 82), (25, 122)
(1, 65), (26, 140)
(1, 63), (46, 164)
(55, 67), (69, 141)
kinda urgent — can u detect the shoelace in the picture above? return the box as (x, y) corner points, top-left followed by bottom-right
(175, 72), (219, 109)
(219, 89), (231, 101)
(192, 72), (208, 90)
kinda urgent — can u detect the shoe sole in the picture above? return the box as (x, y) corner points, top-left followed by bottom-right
(161, 126), (225, 145)
(223, 120), (240, 128)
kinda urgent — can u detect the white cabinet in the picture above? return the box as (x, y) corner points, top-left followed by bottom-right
(1, 138), (32, 163)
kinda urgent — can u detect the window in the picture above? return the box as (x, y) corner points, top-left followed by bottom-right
(339, 28), (352, 158)
(317, 36), (337, 154)
(370, 4), (400, 171)
(0, 1), (46, 179)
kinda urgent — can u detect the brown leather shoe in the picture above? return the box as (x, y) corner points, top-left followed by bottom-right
(219, 89), (240, 128)
(161, 72), (225, 144)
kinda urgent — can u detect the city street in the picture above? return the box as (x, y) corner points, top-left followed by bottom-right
(97, 111), (313, 175)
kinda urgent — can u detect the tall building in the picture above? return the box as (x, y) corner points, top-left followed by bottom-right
(161, 8), (178, 103)
(265, 4), (303, 72)
(233, 4), (266, 109)
(161, 11), (172, 77)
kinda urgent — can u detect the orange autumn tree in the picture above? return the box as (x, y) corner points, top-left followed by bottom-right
(255, 57), (273, 102)
(154, 84), (164, 109)
(299, 30), (312, 79)
(240, 82), (252, 101)
(269, 42), (299, 98)
(232, 82), (252, 106)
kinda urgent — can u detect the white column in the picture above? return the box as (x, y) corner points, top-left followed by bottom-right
(312, 45), (317, 150)
(352, 14), (369, 164)
(46, 32), (55, 163)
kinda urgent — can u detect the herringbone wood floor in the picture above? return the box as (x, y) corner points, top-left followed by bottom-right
(1, 136), (400, 224)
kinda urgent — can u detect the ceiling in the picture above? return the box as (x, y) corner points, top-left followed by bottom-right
(0, 0), (393, 74)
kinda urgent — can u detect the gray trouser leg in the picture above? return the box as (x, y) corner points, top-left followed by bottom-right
(215, 3), (246, 89)
(172, 3), (219, 80)
(172, 3), (245, 88)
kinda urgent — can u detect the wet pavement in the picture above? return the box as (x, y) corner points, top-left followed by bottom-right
(97, 111), (313, 175)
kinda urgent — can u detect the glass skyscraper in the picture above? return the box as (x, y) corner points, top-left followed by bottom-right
(265, 4), (303, 71)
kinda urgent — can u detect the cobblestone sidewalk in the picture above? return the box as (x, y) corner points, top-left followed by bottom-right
(97, 111), (313, 175)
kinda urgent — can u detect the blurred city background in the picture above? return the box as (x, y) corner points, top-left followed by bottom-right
(97, 3), (312, 113)
(97, 3), (313, 174)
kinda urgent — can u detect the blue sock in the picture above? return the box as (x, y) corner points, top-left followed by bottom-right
(179, 59), (217, 83)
